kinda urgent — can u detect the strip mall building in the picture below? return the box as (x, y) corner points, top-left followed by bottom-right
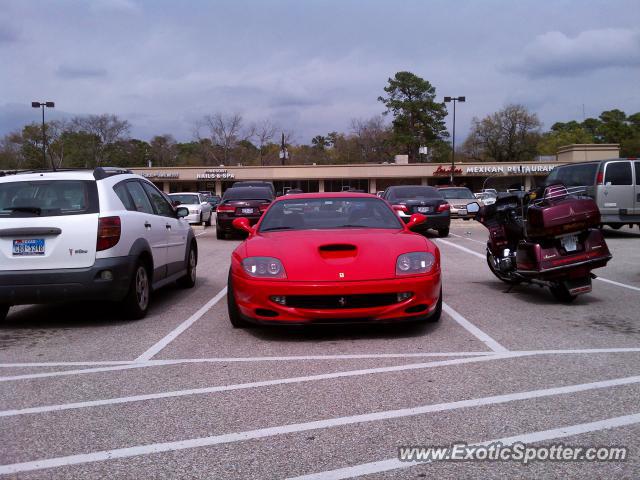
(132, 144), (620, 196)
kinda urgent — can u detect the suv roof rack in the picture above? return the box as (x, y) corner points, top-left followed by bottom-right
(93, 167), (133, 180)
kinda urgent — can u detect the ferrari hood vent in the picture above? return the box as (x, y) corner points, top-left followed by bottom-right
(319, 244), (357, 252)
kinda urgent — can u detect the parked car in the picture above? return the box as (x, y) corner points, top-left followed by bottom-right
(205, 195), (221, 208)
(543, 158), (640, 229)
(474, 191), (497, 205)
(0, 167), (197, 321)
(438, 187), (482, 219)
(381, 185), (451, 237)
(168, 192), (213, 226)
(227, 192), (441, 327)
(231, 181), (276, 197)
(216, 186), (275, 239)
(284, 188), (304, 195)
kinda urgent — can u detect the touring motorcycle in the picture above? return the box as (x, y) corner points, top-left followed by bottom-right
(471, 185), (612, 302)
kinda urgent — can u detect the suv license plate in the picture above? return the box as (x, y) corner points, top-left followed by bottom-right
(13, 239), (45, 256)
(241, 208), (254, 214)
(417, 207), (430, 213)
(458, 208), (467, 215)
(561, 234), (578, 252)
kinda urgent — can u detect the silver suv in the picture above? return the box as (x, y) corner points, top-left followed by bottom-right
(0, 167), (198, 321)
(544, 159), (640, 229)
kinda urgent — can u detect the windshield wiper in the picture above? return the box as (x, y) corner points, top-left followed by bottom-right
(261, 226), (293, 231)
(3, 206), (42, 215)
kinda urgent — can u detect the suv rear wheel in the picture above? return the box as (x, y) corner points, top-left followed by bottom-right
(0, 305), (9, 322)
(122, 261), (151, 319)
(177, 243), (197, 288)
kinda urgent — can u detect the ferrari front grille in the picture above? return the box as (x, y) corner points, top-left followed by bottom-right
(284, 294), (399, 309)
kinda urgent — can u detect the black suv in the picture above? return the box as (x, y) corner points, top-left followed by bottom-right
(381, 185), (451, 237)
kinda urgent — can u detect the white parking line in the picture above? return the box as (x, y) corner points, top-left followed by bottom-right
(438, 237), (640, 293)
(134, 286), (227, 361)
(1, 373), (639, 475)
(289, 411), (640, 480)
(0, 354), (516, 418)
(443, 303), (509, 353)
(4, 347), (640, 377)
(449, 232), (487, 245)
(194, 231), (208, 237)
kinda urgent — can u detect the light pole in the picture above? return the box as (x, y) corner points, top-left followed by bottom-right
(443, 96), (465, 185)
(31, 101), (55, 170)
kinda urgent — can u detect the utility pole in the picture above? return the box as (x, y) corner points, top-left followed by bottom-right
(31, 101), (55, 170)
(444, 96), (465, 185)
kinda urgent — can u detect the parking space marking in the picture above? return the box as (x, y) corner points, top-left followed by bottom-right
(134, 286), (228, 362)
(4, 348), (640, 377)
(443, 303), (509, 353)
(289, 411), (640, 480)
(0, 354), (517, 418)
(438, 237), (640, 293)
(595, 276), (640, 293)
(449, 232), (487, 245)
(194, 231), (208, 237)
(436, 238), (485, 259)
(2, 373), (639, 475)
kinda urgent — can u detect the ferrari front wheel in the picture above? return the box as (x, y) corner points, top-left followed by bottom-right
(227, 271), (253, 329)
(427, 288), (442, 323)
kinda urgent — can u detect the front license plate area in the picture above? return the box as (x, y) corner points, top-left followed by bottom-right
(13, 239), (45, 256)
(241, 208), (254, 214)
(458, 208), (467, 215)
(561, 234), (578, 252)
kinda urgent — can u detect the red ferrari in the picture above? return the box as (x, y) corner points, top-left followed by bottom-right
(227, 193), (442, 327)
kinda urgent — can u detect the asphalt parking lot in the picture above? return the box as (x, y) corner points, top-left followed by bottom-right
(1, 221), (640, 479)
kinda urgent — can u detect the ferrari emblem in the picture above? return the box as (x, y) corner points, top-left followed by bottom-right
(339, 272), (345, 278)
(338, 297), (346, 307)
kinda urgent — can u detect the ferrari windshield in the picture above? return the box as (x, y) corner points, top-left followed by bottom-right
(259, 197), (403, 231)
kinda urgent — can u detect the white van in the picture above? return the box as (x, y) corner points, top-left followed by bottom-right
(544, 158), (640, 229)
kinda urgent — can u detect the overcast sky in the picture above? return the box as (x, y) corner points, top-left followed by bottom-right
(1, 0), (639, 144)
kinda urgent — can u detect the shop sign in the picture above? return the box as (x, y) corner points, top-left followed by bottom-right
(465, 164), (555, 175)
(434, 165), (463, 176)
(141, 172), (179, 179)
(196, 169), (235, 180)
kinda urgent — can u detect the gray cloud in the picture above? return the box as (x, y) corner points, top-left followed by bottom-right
(56, 65), (108, 79)
(507, 28), (640, 78)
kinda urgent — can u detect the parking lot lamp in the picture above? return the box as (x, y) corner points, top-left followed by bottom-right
(444, 96), (465, 185)
(31, 101), (55, 170)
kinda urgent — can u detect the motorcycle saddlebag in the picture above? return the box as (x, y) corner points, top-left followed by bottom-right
(527, 198), (600, 237)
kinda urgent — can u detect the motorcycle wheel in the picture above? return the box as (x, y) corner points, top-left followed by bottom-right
(486, 251), (521, 285)
(549, 283), (578, 303)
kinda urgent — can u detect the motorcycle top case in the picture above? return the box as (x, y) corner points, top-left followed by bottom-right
(527, 197), (600, 237)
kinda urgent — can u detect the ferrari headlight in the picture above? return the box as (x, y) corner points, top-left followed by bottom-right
(242, 257), (287, 279)
(396, 252), (435, 275)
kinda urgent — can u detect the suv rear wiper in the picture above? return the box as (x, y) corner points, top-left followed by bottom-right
(3, 206), (42, 215)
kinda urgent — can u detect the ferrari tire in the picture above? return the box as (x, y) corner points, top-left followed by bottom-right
(427, 288), (442, 323)
(0, 304), (9, 322)
(227, 271), (253, 328)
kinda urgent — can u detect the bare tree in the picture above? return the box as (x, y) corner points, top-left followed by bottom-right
(150, 134), (178, 167)
(70, 114), (131, 165)
(196, 113), (245, 164)
(462, 104), (542, 162)
(254, 119), (277, 165)
(350, 116), (392, 161)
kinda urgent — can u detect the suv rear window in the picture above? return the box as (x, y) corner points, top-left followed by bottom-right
(0, 180), (99, 218)
(604, 162), (632, 185)
(545, 163), (599, 187)
(223, 187), (273, 201)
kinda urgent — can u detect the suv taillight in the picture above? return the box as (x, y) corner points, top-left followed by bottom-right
(437, 203), (450, 213)
(217, 204), (235, 213)
(97, 216), (121, 251)
(596, 171), (604, 185)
